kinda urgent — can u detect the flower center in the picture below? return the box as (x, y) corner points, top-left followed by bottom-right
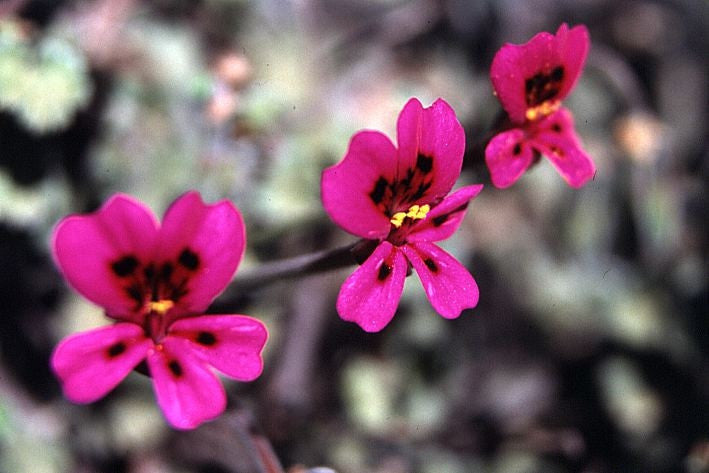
(110, 248), (201, 314)
(146, 300), (175, 343)
(368, 154), (436, 215)
(110, 248), (203, 341)
(390, 204), (430, 228)
(524, 64), (565, 121)
(525, 99), (560, 121)
(148, 299), (175, 315)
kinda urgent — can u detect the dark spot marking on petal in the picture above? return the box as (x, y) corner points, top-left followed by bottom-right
(422, 201), (469, 229)
(169, 277), (189, 302)
(369, 176), (388, 204)
(178, 248), (199, 271)
(551, 123), (562, 132)
(143, 264), (155, 282)
(513, 143), (522, 156)
(126, 284), (143, 304)
(168, 359), (183, 378)
(551, 65), (564, 82)
(525, 66), (565, 107)
(411, 181), (432, 201)
(432, 215), (448, 227)
(424, 258), (439, 273)
(377, 263), (392, 281)
(195, 331), (217, 346)
(416, 154), (433, 174)
(160, 262), (173, 281)
(106, 342), (126, 358)
(400, 168), (415, 187)
(143, 263), (159, 301)
(111, 255), (139, 277)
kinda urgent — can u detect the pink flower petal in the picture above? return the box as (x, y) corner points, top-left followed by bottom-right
(490, 23), (589, 124)
(490, 33), (555, 123)
(532, 108), (596, 188)
(395, 97), (424, 175)
(336, 241), (407, 332)
(321, 131), (397, 239)
(401, 242), (478, 319)
(147, 337), (227, 430)
(51, 323), (151, 403)
(553, 24), (590, 105)
(157, 192), (246, 317)
(408, 185), (483, 242)
(52, 194), (159, 321)
(396, 98), (465, 202)
(168, 315), (267, 381)
(485, 128), (535, 188)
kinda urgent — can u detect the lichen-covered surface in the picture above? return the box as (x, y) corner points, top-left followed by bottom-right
(0, 1), (707, 472)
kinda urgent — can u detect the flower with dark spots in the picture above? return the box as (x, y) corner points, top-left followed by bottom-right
(485, 23), (595, 188)
(51, 192), (268, 430)
(322, 98), (482, 332)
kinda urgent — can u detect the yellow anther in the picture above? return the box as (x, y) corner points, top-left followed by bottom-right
(390, 212), (407, 228)
(410, 204), (430, 220)
(148, 300), (174, 315)
(390, 204), (430, 228)
(525, 100), (560, 121)
(406, 205), (421, 218)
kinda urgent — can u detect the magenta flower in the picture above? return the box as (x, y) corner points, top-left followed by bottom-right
(485, 23), (595, 188)
(50, 192), (267, 430)
(322, 98), (482, 332)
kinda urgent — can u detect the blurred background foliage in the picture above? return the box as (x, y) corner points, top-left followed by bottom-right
(0, 0), (707, 472)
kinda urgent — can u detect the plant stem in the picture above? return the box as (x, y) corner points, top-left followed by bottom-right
(229, 240), (373, 294)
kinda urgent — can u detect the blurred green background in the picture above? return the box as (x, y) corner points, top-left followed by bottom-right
(0, 0), (707, 472)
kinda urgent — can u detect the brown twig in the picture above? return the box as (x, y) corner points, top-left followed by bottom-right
(226, 240), (377, 297)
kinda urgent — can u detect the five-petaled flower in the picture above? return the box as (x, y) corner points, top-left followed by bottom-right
(485, 23), (595, 188)
(322, 98), (483, 332)
(50, 192), (268, 430)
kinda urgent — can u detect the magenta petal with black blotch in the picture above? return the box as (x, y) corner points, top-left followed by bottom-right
(51, 323), (152, 403)
(167, 315), (268, 381)
(484, 128), (536, 189)
(531, 107), (596, 188)
(147, 337), (227, 430)
(407, 185), (484, 243)
(401, 242), (479, 319)
(156, 191), (246, 319)
(52, 194), (160, 323)
(336, 242), (407, 332)
(396, 98), (466, 201)
(321, 130), (397, 239)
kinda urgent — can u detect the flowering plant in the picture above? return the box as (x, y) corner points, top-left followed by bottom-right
(41, 19), (612, 468)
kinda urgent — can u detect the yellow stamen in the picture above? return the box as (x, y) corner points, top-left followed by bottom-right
(148, 300), (174, 315)
(408, 204), (430, 220)
(525, 100), (560, 121)
(390, 204), (431, 228)
(390, 212), (407, 228)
